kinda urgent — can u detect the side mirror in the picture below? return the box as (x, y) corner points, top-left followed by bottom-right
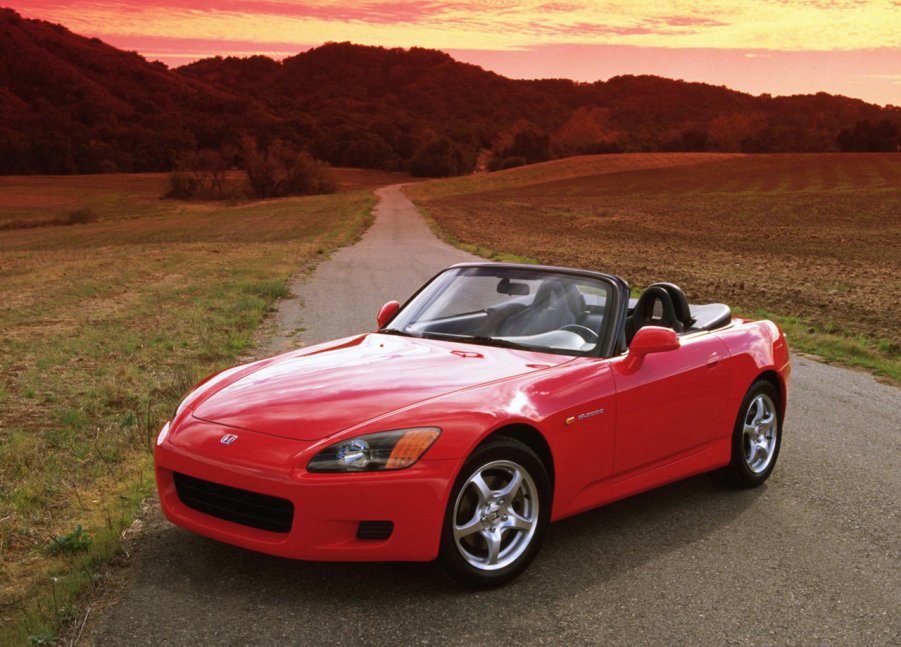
(377, 300), (400, 329)
(623, 326), (680, 372)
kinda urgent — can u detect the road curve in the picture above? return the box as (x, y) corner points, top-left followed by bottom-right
(90, 185), (900, 646)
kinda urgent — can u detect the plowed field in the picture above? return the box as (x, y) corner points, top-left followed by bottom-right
(407, 153), (901, 353)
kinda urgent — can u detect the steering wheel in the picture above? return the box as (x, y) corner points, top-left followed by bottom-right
(559, 324), (599, 343)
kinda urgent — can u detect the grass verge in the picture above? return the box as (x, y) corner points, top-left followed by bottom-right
(0, 172), (383, 645)
(749, 310), (900, 383)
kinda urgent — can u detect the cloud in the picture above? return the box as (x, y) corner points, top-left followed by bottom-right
(18, 0), (901, 52)
(652, 15), (730, 28)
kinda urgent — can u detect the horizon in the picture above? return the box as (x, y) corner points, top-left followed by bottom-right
(13, 1), (901, 107)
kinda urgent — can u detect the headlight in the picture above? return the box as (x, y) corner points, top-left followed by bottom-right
(307, 427), (441, 472)
(156, 421), (170, 446)
(172, 396), (188, 422)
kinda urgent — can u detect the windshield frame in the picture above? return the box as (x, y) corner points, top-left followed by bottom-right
(380, 262), (629, 358)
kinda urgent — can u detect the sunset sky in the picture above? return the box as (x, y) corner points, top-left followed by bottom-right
(15, 1), (901, 105)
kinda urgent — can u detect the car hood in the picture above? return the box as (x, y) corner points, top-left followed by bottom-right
(190, 333), (570, 441)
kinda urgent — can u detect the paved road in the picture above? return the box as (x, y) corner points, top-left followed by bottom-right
(265, 184), (478, 353)
(90, 185), (900, 646)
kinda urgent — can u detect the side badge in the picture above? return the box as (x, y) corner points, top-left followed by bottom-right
(220, 433), (238, 445)
(566, 409), (606, 426)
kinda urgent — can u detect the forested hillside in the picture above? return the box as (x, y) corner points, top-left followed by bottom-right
(1, 8), (898, 176)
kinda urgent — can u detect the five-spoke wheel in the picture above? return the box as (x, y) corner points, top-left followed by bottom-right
(452, 459), (539, 570)
(742, 393), (777, 474)
(440, 437), (550, 587)
(724, 380), (783, 487)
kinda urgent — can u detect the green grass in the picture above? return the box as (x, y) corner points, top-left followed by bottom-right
(749, 309), (901, 382)
(0, 173), (380, 645)
(17, 469), (150, 646)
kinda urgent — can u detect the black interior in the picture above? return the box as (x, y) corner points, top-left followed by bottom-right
(648, 282), (693, 330)
(408, 277), (606, 351)
(404, 272), (732, 354)
(497, 280), (585, 337)
(625, 283), (733, 344)
(686, 303), (733, 332)
(625, 286), (683, 343)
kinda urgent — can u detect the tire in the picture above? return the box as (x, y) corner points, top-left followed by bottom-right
(439, 437), (551, 588)
(723, 380), (782, 487)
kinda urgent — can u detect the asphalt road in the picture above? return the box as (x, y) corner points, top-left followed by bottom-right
(265, 184), (479, 353)
(89, 185), (900, 646)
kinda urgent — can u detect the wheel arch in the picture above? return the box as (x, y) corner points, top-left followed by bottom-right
(477, 423), (555, 493)
(755, 369), (786, 423)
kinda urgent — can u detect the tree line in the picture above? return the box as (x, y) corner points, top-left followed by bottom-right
(1, 9), (898, 180)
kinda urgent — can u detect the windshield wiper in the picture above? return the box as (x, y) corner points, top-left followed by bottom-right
(421, 332), (534, 351)
(378, 328), (422, 338)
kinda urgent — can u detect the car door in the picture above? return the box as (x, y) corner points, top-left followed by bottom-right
(610, 332), (733, 476)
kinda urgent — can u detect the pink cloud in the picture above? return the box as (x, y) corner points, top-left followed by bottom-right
(446, 44), (901, 105)
(23, 0), (460, 26)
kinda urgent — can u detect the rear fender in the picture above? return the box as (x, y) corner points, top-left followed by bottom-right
(715, 319), (790, 417)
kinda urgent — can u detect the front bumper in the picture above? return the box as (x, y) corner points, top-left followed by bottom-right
(155, 416), (462, 561)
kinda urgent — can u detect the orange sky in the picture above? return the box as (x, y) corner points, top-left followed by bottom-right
(15, 1), (901, 105)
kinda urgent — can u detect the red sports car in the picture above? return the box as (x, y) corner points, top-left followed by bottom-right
(155, 262), (789, 586)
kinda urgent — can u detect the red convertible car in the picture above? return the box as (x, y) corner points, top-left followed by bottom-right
(155, 263), (790, 586)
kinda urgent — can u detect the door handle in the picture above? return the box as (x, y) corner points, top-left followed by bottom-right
(706, 352), (721, 368)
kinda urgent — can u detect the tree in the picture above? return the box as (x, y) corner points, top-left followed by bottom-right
(409, 136), (472, 177)
(837, 120), (900, 152)
(551, 107), (621, 156)
(505, 129), (550, 164)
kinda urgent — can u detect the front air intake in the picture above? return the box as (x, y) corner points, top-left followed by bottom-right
(356, 520), (394, 540)
(174, 472), (294, 533)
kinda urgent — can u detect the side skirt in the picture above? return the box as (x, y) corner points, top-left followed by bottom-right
(550, 438), (731, 522)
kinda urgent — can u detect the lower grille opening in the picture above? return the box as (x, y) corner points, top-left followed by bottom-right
(357, 520), (394, 540)
(174, 472), (294, 533)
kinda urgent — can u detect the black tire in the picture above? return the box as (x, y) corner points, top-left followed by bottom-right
(723, 380), (782, 487)
(439, 436), (551, 588)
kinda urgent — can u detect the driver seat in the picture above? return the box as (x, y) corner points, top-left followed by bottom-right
(625, 285), (684, 344)
(498, 280), (584, 336)
(648, 282), (694, 331)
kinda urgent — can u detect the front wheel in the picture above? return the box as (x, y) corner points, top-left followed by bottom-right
(723, 380), (782, 487)
(439, 437), (550, 588)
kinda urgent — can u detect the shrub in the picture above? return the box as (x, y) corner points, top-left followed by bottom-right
(165, 149), (231, 200)
(241, 137), (336, 198)
(488, 156), (527, 171)
(47, 525), (91, 556)
(64, 208), (97, 225)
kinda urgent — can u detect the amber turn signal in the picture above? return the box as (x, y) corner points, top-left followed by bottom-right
(386, 428), (442, 469)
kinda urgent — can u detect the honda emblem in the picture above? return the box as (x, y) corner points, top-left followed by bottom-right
(220, 433), (238, 445)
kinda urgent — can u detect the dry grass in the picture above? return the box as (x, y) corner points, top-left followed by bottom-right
(0, 168), (401, 644)
(407, 153), (901, 378)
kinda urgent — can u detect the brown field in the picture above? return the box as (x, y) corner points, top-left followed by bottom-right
(407, 153), (901, 371)
(0, 168), (409, 642)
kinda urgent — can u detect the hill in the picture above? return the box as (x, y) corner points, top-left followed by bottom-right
(0, 9), (263, 174)
(1, 8), (899, 176)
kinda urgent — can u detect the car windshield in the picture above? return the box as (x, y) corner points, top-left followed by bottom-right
(383, 266), (614, 356)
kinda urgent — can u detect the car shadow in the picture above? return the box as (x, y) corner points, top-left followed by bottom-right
(102, 473), (766, 643)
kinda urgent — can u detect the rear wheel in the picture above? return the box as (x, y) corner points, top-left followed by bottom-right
(439, 437), (550, 588)
(723, 380), (782, 487)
